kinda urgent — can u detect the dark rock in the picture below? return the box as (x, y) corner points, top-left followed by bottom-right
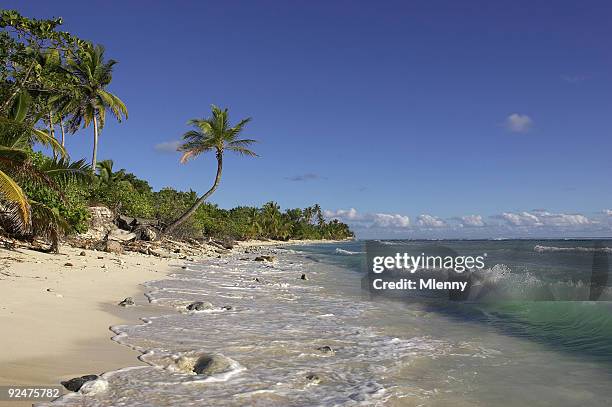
(79, 251), (86, 256)
(61, 375), (98, 392)
(134, 226), (157, 241)
(193, 354), (232, 375)
(186, 301), (213, 311)
(213, 239), (234, 250)
(64, 262), (73, 267)
(46, 288), (53, 292)
(306, 374), (321, 384)
(181, 266), (187, 269)
(115, 215), (135, 231)
(221, 305), (233, 311)
(316, 346), (334, 353)
(254, 255), (275, 262)
(118, 297), (135, 307)
(301, 273), (308, 280)
(239, 257), (249, 261)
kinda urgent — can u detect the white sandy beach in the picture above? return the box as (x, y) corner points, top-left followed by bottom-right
(0, 239), (338, 402)
(0, 244), (178, 404)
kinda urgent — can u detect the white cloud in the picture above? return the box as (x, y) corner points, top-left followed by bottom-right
(533, 210), (592, 227)
(324, 208), (410, 228)
(416, 214), (446, 228)
(461, 215), (485, 227)
(502, 211), (542, 226)
(324, 208), (359, 220)
(154, 140), (181, 153)
(324, 207), (604, 238)
(501, 210), (593, 227)
(372, 213), (411, 228)
(505, 113), (532, 133)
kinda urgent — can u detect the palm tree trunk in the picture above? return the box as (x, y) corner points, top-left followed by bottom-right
(48, 111), (55, 138)
(59, 116), (66, 147)
(164, 151), (223, 235)
(49, 111), (56, 159)
(92, 114), (99, 174)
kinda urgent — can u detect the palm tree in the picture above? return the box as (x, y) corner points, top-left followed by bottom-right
(63, 44), (127, 173)
(164, 105), (257, 235)
(0, 95), (90, 251)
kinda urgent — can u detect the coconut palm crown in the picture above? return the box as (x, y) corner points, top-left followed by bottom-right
(164, 105), (257, 235)
(63, 44), (127, 172)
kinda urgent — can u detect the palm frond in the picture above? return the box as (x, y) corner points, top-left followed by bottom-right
(31, 128), (68, 159)
(226, 146), (259, 157)
(30, 200), (70, 252)
(0, 169), (30, 231)
(38, 158), (92, 185)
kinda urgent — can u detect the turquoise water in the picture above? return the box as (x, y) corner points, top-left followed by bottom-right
(41, 240), (612, 406)
(293, 239), (612, 364)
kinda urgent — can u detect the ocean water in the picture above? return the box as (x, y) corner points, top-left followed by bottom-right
(40, 240), (612, 406)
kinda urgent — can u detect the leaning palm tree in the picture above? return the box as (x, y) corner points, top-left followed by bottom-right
(63, 44), (127, 173)
(164, 105), (257, 235)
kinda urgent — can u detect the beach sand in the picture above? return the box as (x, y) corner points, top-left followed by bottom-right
(0, 238), (344, 406)
(0, 244), (181, 406)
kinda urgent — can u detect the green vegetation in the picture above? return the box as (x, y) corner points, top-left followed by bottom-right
(0, 9), (353, 248)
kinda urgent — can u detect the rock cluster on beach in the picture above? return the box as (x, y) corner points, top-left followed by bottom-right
(61, 374), (98, 392)
(118, 297), (135, 307)
(65, 206), (232, 260)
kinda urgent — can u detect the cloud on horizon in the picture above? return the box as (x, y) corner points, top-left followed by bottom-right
(416, 214), (446, 228)
(461, 214), (485, 227)
(154, 140), (181, 153)
(324, 208), (609, 238)
(323, 208), (410, 229)
(505, 113), (533, 133)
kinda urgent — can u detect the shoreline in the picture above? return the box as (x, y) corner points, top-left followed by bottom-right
(0, 238), (345, 405)
(0, 243), (180, 405)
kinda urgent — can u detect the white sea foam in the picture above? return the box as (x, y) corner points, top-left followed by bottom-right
(39, 247), (612, 407)
(534, 244), (612, 253)
(334, 248), (363, 255)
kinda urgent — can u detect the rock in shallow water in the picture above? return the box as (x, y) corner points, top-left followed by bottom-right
(306, 374), (322, 384)
(192, 354), (232, 375)
(254, 255), (275, 262)
(186, 301), (213, 311)
(61, 374), (98, 392)
(316, 345), (334, 353)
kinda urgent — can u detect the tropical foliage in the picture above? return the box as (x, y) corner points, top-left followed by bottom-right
(0, 10), (353, 248)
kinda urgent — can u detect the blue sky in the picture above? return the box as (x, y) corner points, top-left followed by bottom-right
(8, 1), (612, 238)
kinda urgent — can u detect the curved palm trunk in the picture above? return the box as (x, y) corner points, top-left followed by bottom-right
(164, 151), (223, 235)
(92, 115), (99, 174)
